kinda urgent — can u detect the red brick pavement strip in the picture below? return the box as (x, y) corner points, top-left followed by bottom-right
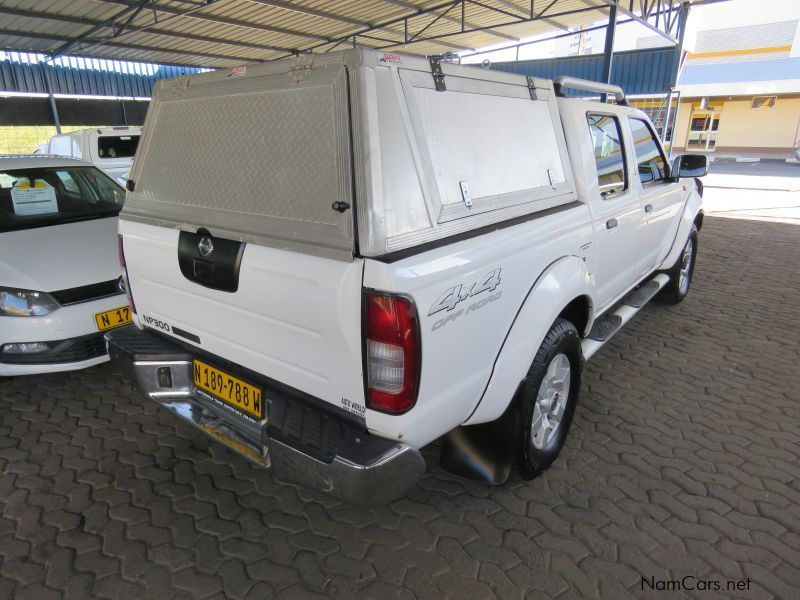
(1, 216), (799, 599)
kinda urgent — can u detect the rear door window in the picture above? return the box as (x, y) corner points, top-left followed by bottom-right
(587, 114), (627, 196)
(628, 118), (668, 184)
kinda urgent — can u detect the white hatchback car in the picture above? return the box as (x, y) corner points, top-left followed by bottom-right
(0, 155), (130, 376)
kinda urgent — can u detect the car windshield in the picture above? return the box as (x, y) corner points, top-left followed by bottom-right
(97, 135), (140, 159)
(0, 165), (124, 232)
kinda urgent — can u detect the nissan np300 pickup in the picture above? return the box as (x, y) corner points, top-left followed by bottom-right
(107, 49), (706, 505)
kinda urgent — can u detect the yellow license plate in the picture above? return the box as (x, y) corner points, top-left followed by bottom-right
(95, 306), (132, 331)
(193, 359), (264, 420)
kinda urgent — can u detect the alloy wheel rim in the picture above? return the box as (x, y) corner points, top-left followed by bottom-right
(679, 238), (693, 295)
(531, 353), (571, 450)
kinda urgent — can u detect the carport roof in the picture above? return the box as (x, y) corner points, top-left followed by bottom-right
(0, 0), (691, 68)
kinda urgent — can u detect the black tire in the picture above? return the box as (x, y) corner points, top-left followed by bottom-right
(517, 318), (583, 480)
(660, 226), (698, 305)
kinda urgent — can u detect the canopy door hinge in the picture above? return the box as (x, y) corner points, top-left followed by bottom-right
(526, 76), (538, 100)
(526, 77), (551, 101)
(429, 56), (446, 91)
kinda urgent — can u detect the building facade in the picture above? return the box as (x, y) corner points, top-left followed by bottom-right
(671, 12), (800, 158)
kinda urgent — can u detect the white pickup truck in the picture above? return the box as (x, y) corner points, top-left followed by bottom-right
(106, 49), (707, 505)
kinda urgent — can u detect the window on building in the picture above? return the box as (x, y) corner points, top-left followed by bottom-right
(587, 114), (627, 196)
(690, 116), (709, 131)
(751, 96), (776, 109)
(629, 118), (669, 184)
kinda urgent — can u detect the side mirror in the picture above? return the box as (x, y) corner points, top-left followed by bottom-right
(672, 154), (708, 179)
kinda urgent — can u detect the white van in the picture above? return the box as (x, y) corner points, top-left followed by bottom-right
(47, 127), (141, 184)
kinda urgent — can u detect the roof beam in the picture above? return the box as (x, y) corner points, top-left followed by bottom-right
(247, 0), (472, 52)
(459, 13), (640, 59)
(0, 28), (252, 64)
(487, 0), (528, 17)
(248, 0), (471, 50)
(378, 4), (602, 47)
(298, 1), (601, 56)
(407, 2), (460, 44)
(110, 0), (469, 53)
(97, 0), (332, 42)
(471, 0), (572, 33)
(248, 0), (494, 52)
(597, 0), (678, 44)
(535, 0), (573, 31)
(244, 0), (373, 27)
(50, 0), (149, 59)
(0, 7), (294, 55)
(300, 0), (514, 55)
(380, 0), (519, 42)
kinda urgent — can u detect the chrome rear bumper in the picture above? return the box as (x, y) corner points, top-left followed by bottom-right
(106, 326), (425, 506)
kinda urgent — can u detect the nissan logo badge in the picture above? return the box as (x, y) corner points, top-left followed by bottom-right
(198, 236), (214, 257)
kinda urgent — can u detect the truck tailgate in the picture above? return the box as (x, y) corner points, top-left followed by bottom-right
(120, 219), (366, 417)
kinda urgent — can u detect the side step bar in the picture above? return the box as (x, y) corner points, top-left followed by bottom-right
(582, 273), (670, 361)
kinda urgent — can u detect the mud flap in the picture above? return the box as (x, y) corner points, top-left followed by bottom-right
(439, 397), (520, 485)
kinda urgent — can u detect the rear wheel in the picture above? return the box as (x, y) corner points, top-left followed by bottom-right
(517, 318), (583, 480)
(660, 226), (698, 304)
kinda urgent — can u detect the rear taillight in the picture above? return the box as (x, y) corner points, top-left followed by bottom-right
(365, 292), (420, 413)
(118, 235), (136, 314)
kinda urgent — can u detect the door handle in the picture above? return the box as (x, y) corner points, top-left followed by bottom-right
(644, 204), (654, 213)
(606, 218), (618, 230)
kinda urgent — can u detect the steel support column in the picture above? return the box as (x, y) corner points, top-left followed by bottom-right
(665, 2), (690, 155)
(600, 0), (617, 102)
(670, 1), (690, 87)
(40, 62), (61, 134)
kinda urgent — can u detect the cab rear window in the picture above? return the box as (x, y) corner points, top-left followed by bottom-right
(97, 135), (140, 159)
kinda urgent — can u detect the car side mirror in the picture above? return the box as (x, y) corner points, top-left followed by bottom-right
(672, 154), (708, 179)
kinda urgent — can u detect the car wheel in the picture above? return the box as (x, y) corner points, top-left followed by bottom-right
(517, 318), (583, 480)
(660, 226), (698, 304)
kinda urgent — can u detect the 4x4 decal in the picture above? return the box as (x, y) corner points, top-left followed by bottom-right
(428, 268), (502, 317)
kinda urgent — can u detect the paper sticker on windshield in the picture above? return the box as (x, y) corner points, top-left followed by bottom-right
(11, 180), (58, 216)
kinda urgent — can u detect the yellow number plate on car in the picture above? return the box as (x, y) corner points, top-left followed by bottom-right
(193, 359), (264, 420)
(95, 306), (132, 331)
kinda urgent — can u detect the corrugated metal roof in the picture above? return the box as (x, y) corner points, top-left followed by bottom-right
(0, 51), (204, 96)
(491, 47), (681, 95)
(0, 0), (687, 69)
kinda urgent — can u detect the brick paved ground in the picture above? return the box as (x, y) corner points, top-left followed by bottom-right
(1, 216), (799, 599)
